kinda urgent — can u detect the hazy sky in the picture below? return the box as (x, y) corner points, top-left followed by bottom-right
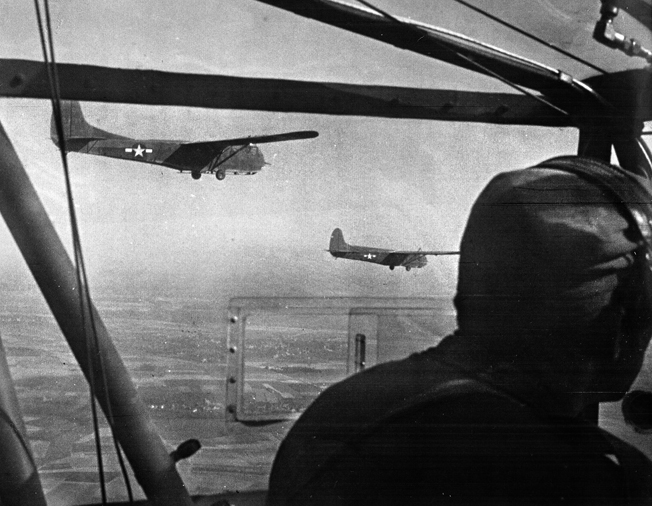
(2, 0), (647, 305)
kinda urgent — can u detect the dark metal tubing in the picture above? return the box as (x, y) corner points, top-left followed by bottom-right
(0, 337), (48, 506)
(251, 0), (588, 97)
(0, 121), (193, 506)
(0, 58), (569, 126)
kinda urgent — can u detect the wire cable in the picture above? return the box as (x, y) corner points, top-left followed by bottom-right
(44, 2), (135, 495)
(33, 4), (108, 504)
(355, 0), (572, 120)
(33, 0), (134, 503)
(451, 0), (608, 75)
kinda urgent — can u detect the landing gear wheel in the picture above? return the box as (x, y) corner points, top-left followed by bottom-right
(191, 171), (201, 180)
(405, 267), (411, 272)
(216, 170), (226, 181)
(389, 266), (395, 271)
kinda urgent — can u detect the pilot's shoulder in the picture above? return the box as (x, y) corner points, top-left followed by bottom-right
(297, 348), (456, 427)
(267, 349), (465, 505)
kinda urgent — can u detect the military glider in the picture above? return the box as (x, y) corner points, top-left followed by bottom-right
(328, 228), (458, 271)
(50, 100), (318, 180)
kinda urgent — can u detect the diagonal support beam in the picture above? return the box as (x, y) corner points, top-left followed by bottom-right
(0, 120), (194, 506)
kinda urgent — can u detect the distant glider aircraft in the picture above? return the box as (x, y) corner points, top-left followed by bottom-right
(51, 101), (318, 180)
(329, 228), (458, 271)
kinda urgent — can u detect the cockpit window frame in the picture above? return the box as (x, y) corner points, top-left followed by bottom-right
(225, 296), (454, 423)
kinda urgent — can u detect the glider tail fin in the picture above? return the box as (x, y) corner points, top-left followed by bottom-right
(50, 101), (116, 149)
(329, 228), (350, 254)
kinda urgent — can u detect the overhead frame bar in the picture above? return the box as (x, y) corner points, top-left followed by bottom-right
(0, 59), (569, 126)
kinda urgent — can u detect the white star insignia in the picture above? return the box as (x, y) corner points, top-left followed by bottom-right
(125, 144), (153, 157)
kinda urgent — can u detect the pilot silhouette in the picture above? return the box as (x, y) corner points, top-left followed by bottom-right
(267, 156), (652, 505)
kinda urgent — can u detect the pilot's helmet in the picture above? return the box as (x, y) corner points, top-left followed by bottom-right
(454, 156), (652, 398)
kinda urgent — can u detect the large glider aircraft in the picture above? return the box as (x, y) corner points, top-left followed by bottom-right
(329, 228), (458, 271)
(50, 100), (318, 180)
